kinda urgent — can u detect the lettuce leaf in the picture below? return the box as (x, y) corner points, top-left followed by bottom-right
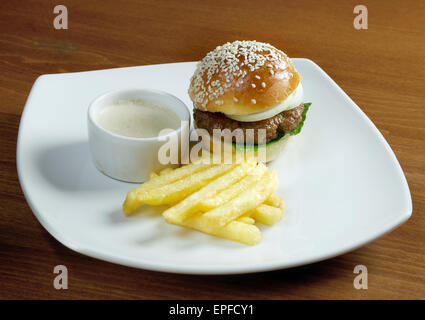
(232, 102), (312, 152)
(289, 102), (312, 136)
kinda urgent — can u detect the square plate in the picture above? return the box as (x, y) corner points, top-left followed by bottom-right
(17, 59), (412, 274)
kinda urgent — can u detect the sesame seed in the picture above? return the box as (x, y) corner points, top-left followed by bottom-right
(251, 83), (256, 88)
(188, 40), (289, 109)
(261, 82), (266, 88)
(255, 75), (261, 79)
(251, 99), (256, 104)
(233, 97), (238, 102)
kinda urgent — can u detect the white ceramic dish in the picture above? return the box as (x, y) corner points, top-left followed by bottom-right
(17, 59), (412, 275)
(87, 89), (190, 183)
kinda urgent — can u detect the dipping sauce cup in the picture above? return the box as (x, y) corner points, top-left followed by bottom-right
(87, 89), (190, 183)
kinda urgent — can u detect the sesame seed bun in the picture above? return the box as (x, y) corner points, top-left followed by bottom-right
(188, 40), (301, 116)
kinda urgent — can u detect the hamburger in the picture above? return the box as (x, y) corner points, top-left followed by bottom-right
(188, 40), (311, 162)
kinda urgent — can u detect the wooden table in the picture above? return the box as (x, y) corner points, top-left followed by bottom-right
(1, 0), (424, 299)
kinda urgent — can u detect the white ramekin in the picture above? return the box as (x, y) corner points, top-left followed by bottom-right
(87, 89), (190, 183)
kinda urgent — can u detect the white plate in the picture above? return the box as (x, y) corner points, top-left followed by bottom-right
(17, 59), (412, 275)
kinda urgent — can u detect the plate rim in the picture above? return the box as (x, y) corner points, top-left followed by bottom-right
(16, 58), (413, 275)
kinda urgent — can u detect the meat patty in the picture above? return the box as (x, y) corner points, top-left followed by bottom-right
(193, 103), (304, 144)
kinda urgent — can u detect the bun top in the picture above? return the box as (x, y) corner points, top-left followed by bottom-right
(188, 40), (301, 116)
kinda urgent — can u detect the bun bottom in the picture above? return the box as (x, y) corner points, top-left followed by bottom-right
(198, 134), (295, 163)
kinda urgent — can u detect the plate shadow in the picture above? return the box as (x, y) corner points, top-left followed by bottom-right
(37, 141), (125, 191)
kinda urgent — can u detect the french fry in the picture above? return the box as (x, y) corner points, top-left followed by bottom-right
(138, 164), (236, 206)
(237, 216), (255, 224)
(122, 156), (286, 245)
(149, 171), (158, 180)
(251, 204), (283, 225)
(264, 193), (284, 210)
(160, 167), (173, 175)
(202, 170), (278, 228)
(198, 162), (268, 212)
(163, 160), (256, 224)
(181, 213), (262, 245)
(123, 162), (213, 215)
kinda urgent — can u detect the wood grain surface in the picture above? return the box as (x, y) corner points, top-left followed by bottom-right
(1, 0), (424, 299)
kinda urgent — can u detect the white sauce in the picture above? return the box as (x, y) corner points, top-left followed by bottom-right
(227, 82), (304, 122)
(96, 99), (181, 138)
